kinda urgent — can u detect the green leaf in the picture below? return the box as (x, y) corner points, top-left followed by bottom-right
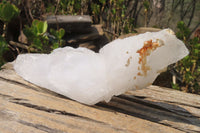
(51, 42), (59, 50)
(100, 0), (106, 4)
(194, 49), (199, 54)
(0, 2), (19, 22)
(32, 26), (38, 36)
(0, 35), (8, 67)
(0, 35), (8, 52)
(112, 8), (116, 14)
(50, 28), (57, 38)
(143, 0), (150, 10)
(50, 28), (65, 39)
(191, 60), (196, 63)
(32, 19), (39, 26)
(50, 28), (56, 35)
(33, 38), (42, 50)
(58, 28), (65, 39)
(37, 21), (48, 35)
(23, 27), (35, 41)
(171, 83), (180, 90)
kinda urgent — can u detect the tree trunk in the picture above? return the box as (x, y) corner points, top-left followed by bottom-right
(148, 0), (165, 27)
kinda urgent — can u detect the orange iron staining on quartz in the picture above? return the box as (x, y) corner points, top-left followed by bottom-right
(137, 39), (162, 76)
(125, 56), (132, 67)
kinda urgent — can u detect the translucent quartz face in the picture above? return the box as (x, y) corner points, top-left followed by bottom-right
(14, 29), (189, 105)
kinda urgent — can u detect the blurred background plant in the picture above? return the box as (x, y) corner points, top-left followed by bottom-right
(0, 36), (8, 66)
(23, 20), (49, 52)
(49, 28), (65, 49)
(45, 0), (136, 39)
(0, 1), (19, 68)
(0, 1), (19, 22)
(23, 20), (65, 52)
(172, 21), (200, 94)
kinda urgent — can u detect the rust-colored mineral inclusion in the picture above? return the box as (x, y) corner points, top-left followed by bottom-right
(136, 39), (161, 76)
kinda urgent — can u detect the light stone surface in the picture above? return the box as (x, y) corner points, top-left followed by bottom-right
(13, 29), (189, 105)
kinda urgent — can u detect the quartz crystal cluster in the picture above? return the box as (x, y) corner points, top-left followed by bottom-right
(14, 29), (189, 105)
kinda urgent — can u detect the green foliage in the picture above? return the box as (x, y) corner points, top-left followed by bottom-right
(50, 28), (65, 40)
(99, 0), (106, 4)
(0, 1), (19, 22)
(143, 0), (150, 10)
(47, 0), (135, 39)
(59, 0), (82, 15)
(24, 20), (49, 52)
(172, 83), (181, 90)
(24, 20), (65, 53)
(24, 20), (48, 38)
(98, 0), (134, 37)
(175, 21), (200, 93)
(37, 21), (48, 35)
(50, 28), (65, 49)
(0, 1), (19, 67)
(176, 21), (191, 41)
(0, 36), (8, 68)
(91, 3), (100, 15)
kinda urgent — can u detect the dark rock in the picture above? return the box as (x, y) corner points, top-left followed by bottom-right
(46, 15), (92, 34)
(65, 25), (109, 52)
(153, 71), (172, 88)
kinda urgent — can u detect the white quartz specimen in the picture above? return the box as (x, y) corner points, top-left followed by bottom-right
(14, 29), (189, 105)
